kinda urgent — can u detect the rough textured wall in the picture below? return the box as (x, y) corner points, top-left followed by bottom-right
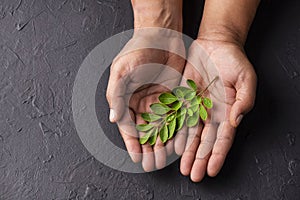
(0, 0), (299, 199)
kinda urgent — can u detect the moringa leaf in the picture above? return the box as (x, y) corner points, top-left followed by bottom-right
(191, 97), (198, 106)
(190, 104), (199, 113)
(171, 101), (183, 111)
(159, 93), (178, 104)
(199, 105), (208, 121)
(166, 113), (176, 122)
(203, 97), (213, 109)
(176, 108), (187, 131)
(141, 113), (161, 122)
(191, 96), (202, 106)
(187, 110), (199, 127)
(173, 86), (193, 97)
(136, 124), (154, 132)
(159, 124), (168, 143)
(184, 91), (196, 101)
(187, 108), (194, 117)
(174, 88), (184, 98)
(139, 129), (153, 145)
(148, 128), (158, 146)
(197, 96), (202, 104)
(187, 79), (197, 91)
(168, 118), (176, 139)
(177, 107), (187, 117)
(150, 103), (171, 115)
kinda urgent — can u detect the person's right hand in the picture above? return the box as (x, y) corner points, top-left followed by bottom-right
(106, 0), (185, 172)
(106, 30), (185, 171)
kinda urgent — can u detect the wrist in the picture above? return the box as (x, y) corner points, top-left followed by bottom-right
(131, 0), (182, 31)
(198, 0), (260, 47)
(198, 24), (247, 47)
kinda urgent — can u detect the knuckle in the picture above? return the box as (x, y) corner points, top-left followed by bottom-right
(216, 135), (233, 143)
(187, 133), (200, 141)
(212, 151), (226, 158)
(200, 139), (214, 146)
(154, 143), (165, 149)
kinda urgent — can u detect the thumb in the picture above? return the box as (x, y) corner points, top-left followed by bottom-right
(230, 74), (257, 127)
(106, 63), (126, 123)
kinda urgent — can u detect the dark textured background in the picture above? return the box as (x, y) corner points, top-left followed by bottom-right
(0, 0), (300, 199)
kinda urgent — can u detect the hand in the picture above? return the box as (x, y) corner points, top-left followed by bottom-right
(106, 0), (184, 172)
(175, 39), (257, 182)
(106, 30), (185, 171)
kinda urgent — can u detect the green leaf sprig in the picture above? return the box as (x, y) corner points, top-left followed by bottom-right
(136, 77), (218, 145)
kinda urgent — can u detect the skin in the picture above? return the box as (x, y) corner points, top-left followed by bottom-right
(107, 0), (259, 179)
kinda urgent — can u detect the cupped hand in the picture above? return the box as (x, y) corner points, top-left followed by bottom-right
(175, 39), (257, 182)
(106, 31), (185, 171)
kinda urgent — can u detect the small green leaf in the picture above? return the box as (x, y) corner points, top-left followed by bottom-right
(191, 96), (202, 105)
(150, 103), (171, 115)
(173, 86), (193, 97)
(203, 97), (213, 109)
(148, 128), (158, 146)
(174, 89), (184, 98)
(136, 124), (154, 132)
(171, 101), (183, 111)
(159, 124), (168, 143)
(184, 91), (196, 100)
(176, 108), (187, 131)
(139, 130), (152, 145)
(197, 96), (202, 104)
(166, 113), (176, 122)
(191, 97), (198, 106)
(199, 105), (208, 121)
(187, 108), (193, 116)
(177, 107), (187, 117)
(187, 79), (197, 91)
(168, 118), (176, 139)
(141, 113), (161, 122)
(190, 104), (199, 112)
(187, 110), (199, 127)
(159, 93), (178, 104)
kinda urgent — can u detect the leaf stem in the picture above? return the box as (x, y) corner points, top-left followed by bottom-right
(197, 76), (219, 96)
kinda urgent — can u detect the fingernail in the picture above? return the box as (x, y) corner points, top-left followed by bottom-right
(236, 115), (244, 127)
(109, 109), (115, 122)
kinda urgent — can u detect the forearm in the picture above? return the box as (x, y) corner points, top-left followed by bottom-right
(198, 0), (260, 46)
(131, 0), (183, 31)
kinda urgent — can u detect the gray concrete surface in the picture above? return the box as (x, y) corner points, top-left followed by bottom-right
(0, 0), (300, 199)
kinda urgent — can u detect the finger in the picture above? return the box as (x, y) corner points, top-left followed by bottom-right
(165, 138), (174, 156)
(136, 115), (155, 172)
(207, 121), (236, 177)
(153, 136), (167, 170)
(190, 154), (210, 183)
(190, 123), (218, 182)
(106, 61), (127, 123)
(117, 109), (142, 163)
(174, 126), (188, 156)
(141, 141), (155, 172)
(180, 124), (203, 176)
(230, 73), (257, 127)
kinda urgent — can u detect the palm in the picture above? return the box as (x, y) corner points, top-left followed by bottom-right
(177, 39), (257, 182)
